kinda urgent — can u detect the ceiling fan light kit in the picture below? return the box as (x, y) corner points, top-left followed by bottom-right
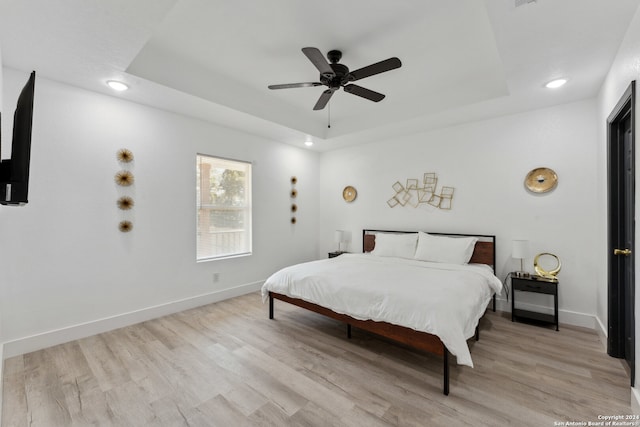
(268, 47), (402, 110)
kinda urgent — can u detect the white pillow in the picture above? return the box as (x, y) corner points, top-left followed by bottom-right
(414, 232), (478, 264)
(371, 233), (418, 259)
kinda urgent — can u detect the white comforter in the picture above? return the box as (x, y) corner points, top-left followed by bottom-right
(261, 253), (502, 367)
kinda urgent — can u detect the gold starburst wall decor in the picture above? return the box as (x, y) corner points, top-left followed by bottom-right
(115, 170), (134, 186)
(117, 196), (134, 210)
(290, 176), (298, 224)
(116, 148), (134, 163)
(118, 220), (133, 232)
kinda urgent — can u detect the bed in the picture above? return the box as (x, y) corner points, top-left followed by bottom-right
(262, 229), (501, 395)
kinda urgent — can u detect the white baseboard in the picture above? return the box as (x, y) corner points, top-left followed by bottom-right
(3, 281), (263, 359)
(0, 342), (3, 423)
(494, 297), (596, 329)
(632, 387), (640, 415)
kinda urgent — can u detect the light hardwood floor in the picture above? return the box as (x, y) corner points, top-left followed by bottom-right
(2, 292), (634, 426)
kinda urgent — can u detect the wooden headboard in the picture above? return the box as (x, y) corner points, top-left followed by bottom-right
(362, 230), (496, 271)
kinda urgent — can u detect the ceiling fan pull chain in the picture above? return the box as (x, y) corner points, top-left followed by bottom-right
(328, 102), (331, 128)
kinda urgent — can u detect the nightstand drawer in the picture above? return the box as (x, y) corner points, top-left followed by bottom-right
(512, 278), (556, 295)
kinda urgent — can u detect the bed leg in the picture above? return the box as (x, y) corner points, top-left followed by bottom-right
(269, 295), (274, 320)
(443, 348), (450, 396)
(475, 325), (479, 341)
(347, 324), (352, 339)
(493, 294), (496, 312)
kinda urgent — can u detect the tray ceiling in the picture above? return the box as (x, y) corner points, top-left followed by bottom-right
(1, 0), (638, 151)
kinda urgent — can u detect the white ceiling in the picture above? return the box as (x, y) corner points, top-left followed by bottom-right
(0, 0), (638, 151)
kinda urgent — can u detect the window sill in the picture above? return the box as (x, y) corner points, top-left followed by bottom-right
(197, 252), (252, 263)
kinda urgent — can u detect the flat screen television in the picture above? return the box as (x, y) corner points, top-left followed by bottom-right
(0, 71), (35, 206)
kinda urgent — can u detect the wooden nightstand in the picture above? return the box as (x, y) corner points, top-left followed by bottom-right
(328, 251), (347, 258)
(510, 273), (559, 331)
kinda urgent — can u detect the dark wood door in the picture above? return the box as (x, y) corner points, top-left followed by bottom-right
(607, 81), (635, 387)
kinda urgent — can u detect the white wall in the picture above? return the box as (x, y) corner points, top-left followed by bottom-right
(0, 67), (320, 356)
(318, 99), (599, 327)
(0, 42), (4, 424)
(596, 3), (640, 407)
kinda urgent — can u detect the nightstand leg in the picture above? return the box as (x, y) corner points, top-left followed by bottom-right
(555, 291), (559, 331)
(511, 288), (515, 322)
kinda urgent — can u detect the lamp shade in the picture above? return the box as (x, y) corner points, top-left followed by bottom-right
(512, 240), (530, 259)
(334, 230), (345, 243)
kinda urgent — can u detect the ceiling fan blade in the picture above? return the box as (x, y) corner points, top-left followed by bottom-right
(313, 89), (335, 110)
(343, 84), (385, 102)
(268, 82), (323, 90)
(302, 47), (335, 78)
(349, 57), (402, 81)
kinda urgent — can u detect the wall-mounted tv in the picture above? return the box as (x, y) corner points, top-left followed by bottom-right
(0, 71), (35, 206)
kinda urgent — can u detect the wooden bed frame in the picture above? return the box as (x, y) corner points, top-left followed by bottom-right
(268, 229), (497, 395)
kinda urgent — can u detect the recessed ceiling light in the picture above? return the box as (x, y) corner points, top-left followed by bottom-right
(545, 78), (567, 89)
(304, 140), (314, 147)
(107, 80), (129, 91)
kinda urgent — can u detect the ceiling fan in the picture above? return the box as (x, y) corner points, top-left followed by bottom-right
(268, 47), (402, 110)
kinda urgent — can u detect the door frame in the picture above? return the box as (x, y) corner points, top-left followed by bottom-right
(607, 80), (636, 387)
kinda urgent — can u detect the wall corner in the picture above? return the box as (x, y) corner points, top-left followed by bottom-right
(595, 315), (608, 351)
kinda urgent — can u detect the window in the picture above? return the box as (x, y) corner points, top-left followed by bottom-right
(196, 154), (252, 260)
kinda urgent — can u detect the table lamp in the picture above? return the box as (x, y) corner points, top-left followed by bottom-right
(512, 240), (530, 277)
(334, 230), (345, 252)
